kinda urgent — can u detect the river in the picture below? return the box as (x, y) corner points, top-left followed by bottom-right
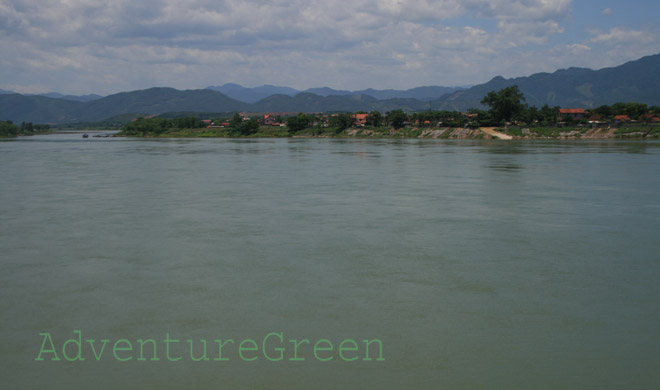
(1, 132), (659, 389)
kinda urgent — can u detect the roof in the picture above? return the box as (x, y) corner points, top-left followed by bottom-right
(560, 109), (586, 114)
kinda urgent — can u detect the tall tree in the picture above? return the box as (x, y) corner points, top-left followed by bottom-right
(366, 111), (383, 127)
(286, 113), (311, 133)
(481, 85), (527, 123)
(385, 110), (407, 129)
(329, 113), (353, 133)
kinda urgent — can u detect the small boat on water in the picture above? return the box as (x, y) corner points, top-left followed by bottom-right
(82, 133), (89, 138)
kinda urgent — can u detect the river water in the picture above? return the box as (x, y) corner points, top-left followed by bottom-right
(1, 132), (659, 389)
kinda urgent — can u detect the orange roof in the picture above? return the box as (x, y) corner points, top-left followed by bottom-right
(560, 109), (586, 114)
(352, 113), (368, 120)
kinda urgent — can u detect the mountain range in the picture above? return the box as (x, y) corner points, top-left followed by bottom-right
(205, 84), (465, 103)
(434, 53), (660, 111)
(0, 89), (103, 102)
(2, 53), (659, 124)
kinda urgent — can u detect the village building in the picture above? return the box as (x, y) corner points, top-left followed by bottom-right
(559, 109), (586, 120)
(351, 113), (368, 126)
(264, 114), (281, 126)
(614, 115), (631, 123)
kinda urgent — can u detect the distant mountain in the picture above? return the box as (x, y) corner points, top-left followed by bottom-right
(251, 93), (376, 112)
(302, 86), (462, 101)
(69, 87), (248, 122)
(355, 86), (462, 101)
(0, 88), (248, 123)
(38, 93), (103, 102)
(0, 94), (83, 123)
(434, 53), (660, 111)
(302, 87), (353, 97)
(209, 84), (464, 103)
(2, 53), (660, 124)
(0, 90), (103, 101)
(206, 84), (298, 103)
(250, 92), (429, 113)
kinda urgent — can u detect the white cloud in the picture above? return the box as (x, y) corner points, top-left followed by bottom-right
(463, 0), (572, 21)
(589, 27), (655, 44)
(602, 8), (613, 15)
(0, 0), (585, 94)
(565, 43), (592, 55)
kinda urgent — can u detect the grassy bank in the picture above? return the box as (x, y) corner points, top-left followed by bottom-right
(115, 125), (660, 140)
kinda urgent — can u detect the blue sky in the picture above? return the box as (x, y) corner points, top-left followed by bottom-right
(1, 0), (659, 95)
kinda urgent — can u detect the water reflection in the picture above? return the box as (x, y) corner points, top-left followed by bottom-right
(488, 158), (523, 172)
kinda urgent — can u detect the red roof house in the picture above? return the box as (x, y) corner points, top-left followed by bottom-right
(559, 109), (586, 120)
(351, 113), (368, 126)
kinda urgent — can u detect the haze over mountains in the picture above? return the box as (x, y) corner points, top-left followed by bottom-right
(2, 53), (659, 124)
(205, 84), (465, 103)
(0, 85), (464, 105)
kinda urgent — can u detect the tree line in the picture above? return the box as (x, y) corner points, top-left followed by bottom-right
(118, 86), (660, 137)
(478, 85), (660, 125)
(121, 116), (207, 136)
(0, 121), (50, 137)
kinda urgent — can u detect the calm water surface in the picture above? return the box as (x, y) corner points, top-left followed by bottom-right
(1, 133), (659, 389)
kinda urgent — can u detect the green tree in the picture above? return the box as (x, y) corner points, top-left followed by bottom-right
(612, 102), (648, 119)
(21, 122), (34, 133)
(366, 111), (383, 127)
(229, 113), (243, 129)
(239, 118), (260, 135)
(286, 113), (311, 133)
(481, 85), (527, 123)
(173, 116), (204, 129)
(594, 105), (613, 118)
(121, 117), (172, 135)
(0, 120), (19, 137)
(329, 113), (353, 133)
(385, 110), (407, 129)
(538, 104), (560, 125)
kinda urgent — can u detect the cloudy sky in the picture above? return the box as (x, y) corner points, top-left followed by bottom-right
(1, 0), (659, 95)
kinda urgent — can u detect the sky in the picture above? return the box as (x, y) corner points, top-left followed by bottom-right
(1, 0), (659, 95)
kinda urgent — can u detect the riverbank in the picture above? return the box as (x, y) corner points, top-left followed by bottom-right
(113, 125), (660, 140)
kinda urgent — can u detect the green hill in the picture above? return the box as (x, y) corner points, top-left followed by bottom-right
(250, 93), (427, 113)
(69, 87), (248, 122)
(0, 88), (248, 124)
(434, 53), (660, 110)
(251, 93), (378, 112)
(0, 94), (83, 123)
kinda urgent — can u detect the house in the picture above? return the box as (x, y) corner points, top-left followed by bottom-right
(351, 113), (368, 126)
(264, 114), (281, 126)
(643, 113), (660, 123)
(560, 109), (586, 120)
(614, 115), (631, 123)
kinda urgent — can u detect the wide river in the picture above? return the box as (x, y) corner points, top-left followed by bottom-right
(1, 132), (659, 389)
